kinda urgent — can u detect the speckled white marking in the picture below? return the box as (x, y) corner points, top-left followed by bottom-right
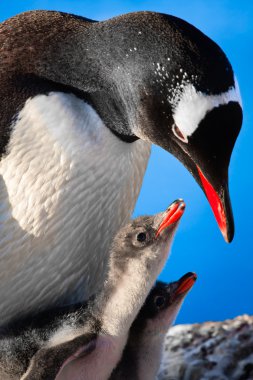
(0, 92), (150, 324)
(171, 76), (242, 142)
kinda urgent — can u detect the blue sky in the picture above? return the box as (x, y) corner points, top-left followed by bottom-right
(0, 1), (252, 324)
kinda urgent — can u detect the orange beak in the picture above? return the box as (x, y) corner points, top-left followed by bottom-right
(156, 199), (185, 238)
(175, 272), (197, 296)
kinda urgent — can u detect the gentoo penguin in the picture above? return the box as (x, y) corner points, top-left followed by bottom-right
(110, 272), (197, 380)
(0, 200), (185, 380)
(0, 11), (242, 323)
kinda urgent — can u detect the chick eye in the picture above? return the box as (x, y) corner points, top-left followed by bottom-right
(136, 232), (147, 242)
(172, 124), (188, 143)
(154, 295), (166, 308)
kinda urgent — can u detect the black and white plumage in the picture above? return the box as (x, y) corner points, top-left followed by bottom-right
(110, 273), (197, 380)
(0, 200), (185, 380)
(0, 11), (242, 324)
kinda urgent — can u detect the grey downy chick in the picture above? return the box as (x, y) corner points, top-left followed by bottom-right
(0, 199), (185, 380)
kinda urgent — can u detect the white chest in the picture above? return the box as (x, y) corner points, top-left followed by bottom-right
(0, 92), (150, 324)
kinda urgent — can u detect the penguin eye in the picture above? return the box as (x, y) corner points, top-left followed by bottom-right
(136, 232), (147, 242)
(172, 124), (188, 143)
(154, 295), (166, 309)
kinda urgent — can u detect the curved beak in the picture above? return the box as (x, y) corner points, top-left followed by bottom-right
(197, 166), (234, 243)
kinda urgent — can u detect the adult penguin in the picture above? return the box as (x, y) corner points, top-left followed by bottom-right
(0, 11), (242, 324)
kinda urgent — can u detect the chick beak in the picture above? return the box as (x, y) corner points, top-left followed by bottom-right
(175, 272), (197, 296)
(156, 199), (185, 238)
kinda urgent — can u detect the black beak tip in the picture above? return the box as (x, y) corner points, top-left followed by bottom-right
(224, 226), (234, 243)
(223, 186), (235, 243)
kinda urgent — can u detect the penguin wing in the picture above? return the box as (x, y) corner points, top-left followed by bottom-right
(22, 334), (97, 380)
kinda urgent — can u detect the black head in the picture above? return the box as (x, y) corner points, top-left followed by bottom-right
(86, 12), (242, 242)
(135, 272), (197, 326)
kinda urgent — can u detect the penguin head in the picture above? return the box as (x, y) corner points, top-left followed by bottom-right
(110, 199), (185, 278)
(150, 273), (196, 316)
(97, 12), (243, 242)
(134, 56), (242, 243)
(134, 272), (197, 331)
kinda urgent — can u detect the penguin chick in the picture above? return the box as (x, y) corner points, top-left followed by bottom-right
(0, 200), (185, 380)
(110, 272), (197, 380)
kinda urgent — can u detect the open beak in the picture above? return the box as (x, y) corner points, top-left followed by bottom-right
(156, 199), (185, 238)
(197, 165), (234, 243)
(175, 272), (197, 296)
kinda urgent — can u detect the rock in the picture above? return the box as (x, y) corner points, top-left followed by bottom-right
(158, 315), (253, 380)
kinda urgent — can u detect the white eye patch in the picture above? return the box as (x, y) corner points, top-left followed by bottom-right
(171, 77), (242, 143)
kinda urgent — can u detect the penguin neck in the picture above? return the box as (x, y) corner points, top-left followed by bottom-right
(93, 231), (175, 338)
(134, 315), (174, 379)
(93, 256), (156, 337)
(136, 328), (165, 380)
(136, 302), (184, 379)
